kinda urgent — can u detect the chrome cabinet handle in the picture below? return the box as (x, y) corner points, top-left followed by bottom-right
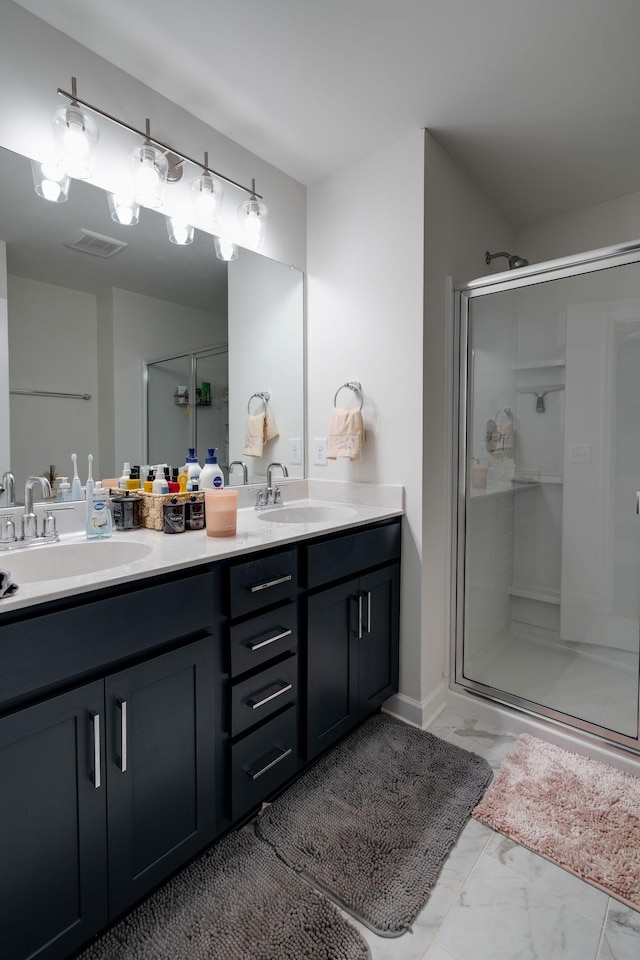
(637, 491), (640, 515)
(357, 594), (363, 639)
(119, 699), (127, 772)
(249, 628), (292, 651)
(248, 747), (292, 781)
(365, 591), (372, 634)
(248, 573), (292, 593)
(91, 712), (101, 789)
(248, 681), (293, 710)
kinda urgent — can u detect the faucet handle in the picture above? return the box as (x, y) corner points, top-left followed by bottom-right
(255, 488), (268, 509)
(43, 511), (58, 540)
(0, 515), (16, 543)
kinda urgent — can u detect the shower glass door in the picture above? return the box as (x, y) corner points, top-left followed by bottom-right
(455, 246), (640, 746)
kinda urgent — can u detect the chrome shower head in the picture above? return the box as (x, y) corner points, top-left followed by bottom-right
(485, 250), (529, 270)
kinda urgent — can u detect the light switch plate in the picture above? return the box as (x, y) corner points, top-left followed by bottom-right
(313, 437), (327, 466)
(570, 443), (592, 463)
(289, 438), (302, 465)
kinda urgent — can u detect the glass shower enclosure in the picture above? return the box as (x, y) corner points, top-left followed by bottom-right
(453, 241), (640, 751)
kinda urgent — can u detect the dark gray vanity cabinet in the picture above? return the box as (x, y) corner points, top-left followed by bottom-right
(305, 521), (401, 761)
(0, 571), (219, 960)
(0, 682), (109, 960)
(226, 548), (301, 822)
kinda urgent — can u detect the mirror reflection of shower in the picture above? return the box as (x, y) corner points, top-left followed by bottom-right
(485, 250), (529, 269)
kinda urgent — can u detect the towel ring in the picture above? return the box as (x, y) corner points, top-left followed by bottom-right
(247, 391), (270, 415)
(334, 381), (363, 411)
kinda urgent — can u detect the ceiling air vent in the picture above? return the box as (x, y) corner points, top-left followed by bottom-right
(64, 229), (128, 258)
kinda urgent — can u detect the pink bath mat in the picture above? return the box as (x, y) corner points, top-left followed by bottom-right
(473, 733), (640, 911)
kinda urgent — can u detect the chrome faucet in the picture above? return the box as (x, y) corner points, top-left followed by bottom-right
(229, 460), (248, 485)
(22, 476), (52, 540)
(1, 471), (16, 507)
(254, 462), (289, 509)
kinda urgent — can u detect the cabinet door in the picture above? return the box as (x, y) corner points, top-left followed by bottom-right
(105, 637), (216, 918)
(0, 682), (108, 960)
(306, 579), (359, 760)
(358, 564), (400, 718)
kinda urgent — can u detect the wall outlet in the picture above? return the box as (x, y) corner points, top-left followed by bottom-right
(313, 437), (327, 466)
(570, 443), (592, 463)
(289, 437), (302, 465)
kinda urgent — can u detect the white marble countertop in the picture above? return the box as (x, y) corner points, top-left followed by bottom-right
(0, 483), (403, 615)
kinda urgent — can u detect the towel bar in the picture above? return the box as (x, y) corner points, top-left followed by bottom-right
(334, 381), (363, 410)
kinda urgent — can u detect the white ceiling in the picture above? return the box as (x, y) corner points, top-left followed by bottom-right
(13, 0), (640, 226)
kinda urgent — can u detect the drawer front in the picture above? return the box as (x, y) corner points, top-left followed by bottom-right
(305, 520), (401, 589)
(229, 602), (298, 678)
(228, 548), (298, 619)
(231, 654), (297, 737)
(0, 570), (217, 711)
(231, 705), (298, 821)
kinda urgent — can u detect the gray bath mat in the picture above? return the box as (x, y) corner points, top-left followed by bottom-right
(78, 828), (370, 960)
(256, 713), (492, 936)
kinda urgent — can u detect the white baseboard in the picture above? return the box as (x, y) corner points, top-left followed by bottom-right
(383, 680), (447, 730)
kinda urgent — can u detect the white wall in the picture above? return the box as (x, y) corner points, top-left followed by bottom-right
(7, 274), (98, 486)
(307, 130), (425, 711)
(422, 132), (515, 718)
(0, 1), (306, 271)
(110, 287), (224, 472)
(516, 190), (640, 266)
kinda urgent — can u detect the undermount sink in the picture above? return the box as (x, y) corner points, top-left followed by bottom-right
(257, 504), (358, 524)
(2, 539), (153, 583)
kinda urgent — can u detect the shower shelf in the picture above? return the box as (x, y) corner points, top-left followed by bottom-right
(508, 584), (560, 605)
(512, 359), (565, 370)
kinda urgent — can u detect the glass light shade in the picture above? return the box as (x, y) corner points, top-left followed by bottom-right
(237, 196), (268, 250)
(214, 234), (238, 261)
(166, 217), (194, 245)
(31, 158), (70, 202)
(51, 102), (99, 180)
(129, 143), (169, 208)
(190, 172), (223, 231)
(107, 192), (140, 226)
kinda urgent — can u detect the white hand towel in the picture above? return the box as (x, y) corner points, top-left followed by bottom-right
(326, 408), (365, 462)
(243, 411), (280, 457)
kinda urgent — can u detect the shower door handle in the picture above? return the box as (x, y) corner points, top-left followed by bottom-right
(637, 491), (640, 515)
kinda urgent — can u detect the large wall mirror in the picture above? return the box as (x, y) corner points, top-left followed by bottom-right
(0, 145), (304, 500)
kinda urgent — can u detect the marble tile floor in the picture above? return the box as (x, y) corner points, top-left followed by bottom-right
(346, 708), (640, 960)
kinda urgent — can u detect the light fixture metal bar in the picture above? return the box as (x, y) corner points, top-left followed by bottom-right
(57, 85), (262, 198)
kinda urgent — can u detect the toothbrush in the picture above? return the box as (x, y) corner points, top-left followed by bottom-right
(85, 454), (94, 501)
(70, 453), (82, 500)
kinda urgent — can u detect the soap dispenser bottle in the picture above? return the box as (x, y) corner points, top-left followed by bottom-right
(87, 482), (113, 540)
(186, 447), (201, 484)
(199, 448), (224, 489)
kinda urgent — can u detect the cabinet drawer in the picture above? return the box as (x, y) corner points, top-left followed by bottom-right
(229, 602), (298, 678)
(231, 655), (297, 737)
(305, 521), (401, 589)
(0, 571), (217, 711)
(231, 705), (298, 821)
(228, 548), (298, 618)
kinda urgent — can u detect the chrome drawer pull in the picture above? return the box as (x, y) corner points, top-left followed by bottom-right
(248, 681), (293, 710)
(91, 712), (101, 789)
(248, 747), (293, 781)
(249, 628), (292, 652)
(119, 699), (127, 772)
(248, 573), (292, 593)
(366, 591), (372, 634)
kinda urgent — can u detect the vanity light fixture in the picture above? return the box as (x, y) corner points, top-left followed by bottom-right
(30, 158), (70, 203)
(129, 120), (169, 208)
(166, 217), (195, 245)
(237, 179), (268, 250)
(107, 191), (140, 226)
(50, 78), (99, 180)
(39, 78), (269, 248)
(191, 152), (224, 232)
(214, 235), (238, 261)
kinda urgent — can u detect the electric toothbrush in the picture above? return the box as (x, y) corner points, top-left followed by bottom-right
(70, 453), (82, 500)
(85, 454), (94, 501)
